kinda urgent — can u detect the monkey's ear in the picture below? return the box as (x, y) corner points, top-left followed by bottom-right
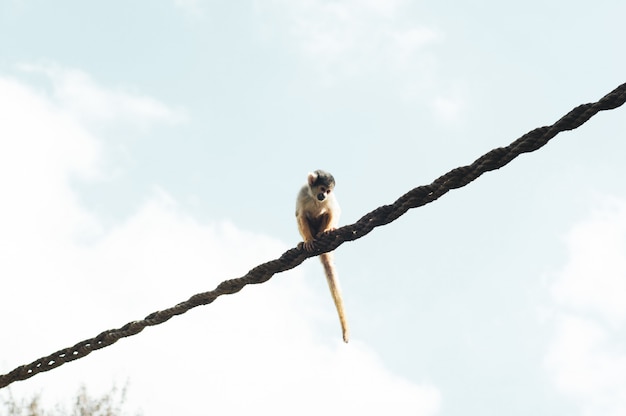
(307, 172), (318, 186)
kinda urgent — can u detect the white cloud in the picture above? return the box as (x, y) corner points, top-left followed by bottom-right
(546, 315), (626, 401)
(545, 200), (626, 416)
(260, 0), (440, 83)
(0, 71), (441, 416)
(17, 63), (187, 125)
(0, 76), (102, 255)
(552, 200), (626, 326)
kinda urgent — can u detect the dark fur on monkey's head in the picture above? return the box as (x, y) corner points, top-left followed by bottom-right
(308, 170), (335, 188)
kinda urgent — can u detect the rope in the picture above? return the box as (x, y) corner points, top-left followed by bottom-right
(1, 82), (625, 389)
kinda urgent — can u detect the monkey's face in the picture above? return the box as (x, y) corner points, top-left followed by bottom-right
(307, 170), (336, 202)
(312, 184), (333, 202)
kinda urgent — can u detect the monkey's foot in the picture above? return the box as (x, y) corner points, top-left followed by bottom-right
(300, 240), (316, 252)
(316, 227), (336, 239)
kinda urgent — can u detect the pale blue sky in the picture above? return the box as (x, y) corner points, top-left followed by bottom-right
(1, 1), (626, 415)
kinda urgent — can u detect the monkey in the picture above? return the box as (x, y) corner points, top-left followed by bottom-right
(296, 170), (349, 343)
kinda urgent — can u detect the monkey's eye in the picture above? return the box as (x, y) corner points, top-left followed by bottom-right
(320, 187), (326, 192)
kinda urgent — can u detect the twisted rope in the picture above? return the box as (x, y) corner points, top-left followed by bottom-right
(2, 82), (625, 389)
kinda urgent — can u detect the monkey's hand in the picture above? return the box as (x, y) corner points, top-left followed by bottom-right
(316, 227), (336, 239)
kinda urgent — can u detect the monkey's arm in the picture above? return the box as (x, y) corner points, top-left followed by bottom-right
(296, 212), (316, 251)
(314, 213), (334, 238)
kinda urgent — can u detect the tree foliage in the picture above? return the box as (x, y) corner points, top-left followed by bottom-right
(1, 384), (140, 416)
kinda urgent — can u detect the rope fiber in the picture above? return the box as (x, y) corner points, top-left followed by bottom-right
(1, 82), (625, 389)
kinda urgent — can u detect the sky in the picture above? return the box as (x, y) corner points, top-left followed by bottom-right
(0, 0), (625, 415)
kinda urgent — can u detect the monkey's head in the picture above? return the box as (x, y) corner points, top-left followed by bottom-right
(307, 170), (335, 202)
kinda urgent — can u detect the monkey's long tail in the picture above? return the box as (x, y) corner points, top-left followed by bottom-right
(319, 252), (349, 343)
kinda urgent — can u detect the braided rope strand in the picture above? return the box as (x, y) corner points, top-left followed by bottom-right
(1, 82), (625, 389)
